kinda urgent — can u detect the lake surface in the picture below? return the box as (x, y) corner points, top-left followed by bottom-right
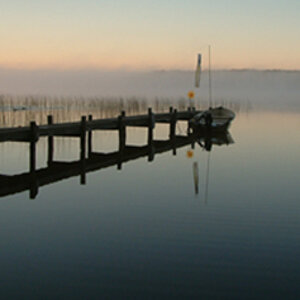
(0, 71), (299, 298)
(0, 109), (299, 299)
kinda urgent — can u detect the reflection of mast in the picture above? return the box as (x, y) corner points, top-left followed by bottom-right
(190, 131), (234, 198)
(204, 152), (211, 204)
(193, 162), (199, 195)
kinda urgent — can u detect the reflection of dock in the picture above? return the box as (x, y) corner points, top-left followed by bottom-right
(0, 135), (198, 199)
(0, 107), (203, 199)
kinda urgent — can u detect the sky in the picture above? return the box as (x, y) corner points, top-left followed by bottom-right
(1, 0), (300, 70)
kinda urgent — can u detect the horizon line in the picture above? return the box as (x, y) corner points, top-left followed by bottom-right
(0, 66), (300, 73)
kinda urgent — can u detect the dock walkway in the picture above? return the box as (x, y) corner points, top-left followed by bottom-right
(0, 107), (200, 199)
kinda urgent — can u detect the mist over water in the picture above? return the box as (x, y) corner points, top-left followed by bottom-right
(0, 69), (299, 112)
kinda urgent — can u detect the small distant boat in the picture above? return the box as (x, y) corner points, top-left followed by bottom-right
(189, 106), (235, 131)
(12, 106), (27, 112)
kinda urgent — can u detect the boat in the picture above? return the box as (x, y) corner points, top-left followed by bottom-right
(190, 47), (235, 132)
(189, 106), (235, 131)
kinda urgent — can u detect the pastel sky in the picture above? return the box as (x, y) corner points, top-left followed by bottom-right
(1, 0), (300, 70)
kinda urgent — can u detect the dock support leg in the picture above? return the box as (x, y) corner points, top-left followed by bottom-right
(47, 115), (53, 165)
(29, 121), (39, 199)
(169, 107), (173, 138)
(80, 116), (86, 184)
(170, 108), (177, 155)
(118, 111), (126, 170)
(30, 121), (38, 173)
(147, 108), (155, 161)
(187, 107), (192, 135)
(88, 115), (92, 158)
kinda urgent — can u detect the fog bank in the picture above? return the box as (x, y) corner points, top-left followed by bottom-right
(0, 69), (299, 110)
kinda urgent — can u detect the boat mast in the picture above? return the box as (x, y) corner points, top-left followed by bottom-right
(208, 45), (212, 107)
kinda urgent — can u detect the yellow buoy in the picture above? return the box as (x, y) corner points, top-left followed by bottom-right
(186, 150), (194, 158)
(188, 91), (195, 99)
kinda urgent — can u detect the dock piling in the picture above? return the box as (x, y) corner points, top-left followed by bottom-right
(29, 121), (39, 199)
(88, 115), (93, 157)
(80, 116), (87, 184)
(169, 107), (177, 139)
(148, 107), (155, 161)
(30, 121), (38, 173)
(171, 109), (177, 155)
(118, 111), (126, 170)
(47, 115), (53, 165)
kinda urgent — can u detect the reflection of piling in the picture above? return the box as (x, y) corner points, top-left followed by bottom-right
(29, 179), (38, 199)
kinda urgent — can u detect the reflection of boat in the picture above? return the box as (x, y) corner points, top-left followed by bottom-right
(191, 130), (234, 199)
(189, 106), (235, 131)
(197, 130), (234, 151)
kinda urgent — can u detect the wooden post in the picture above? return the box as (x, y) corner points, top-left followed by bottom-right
(80, 116), (86, 184)
(187, 107), (192, 136)
(187, 107), (194, 135)
(80, 116), (86, 160)
(30, 121), (38, 173)
(169, 107), (177, 139)
(29, 121), (39, 199)
(170, 109), (177, 155)
(147, 107), (155, 161)
(47, 115), (53, 165)
(117, 111), (126, 170)
(169, 106), (173, 138)
(88, 115), (93, 157)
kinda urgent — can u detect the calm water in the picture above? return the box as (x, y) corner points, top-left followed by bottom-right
(0, 107), (299, 299)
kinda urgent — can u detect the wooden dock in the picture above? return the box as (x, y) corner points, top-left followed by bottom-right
(0, 107), (198, 142)
(0, 107), (201, 199)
